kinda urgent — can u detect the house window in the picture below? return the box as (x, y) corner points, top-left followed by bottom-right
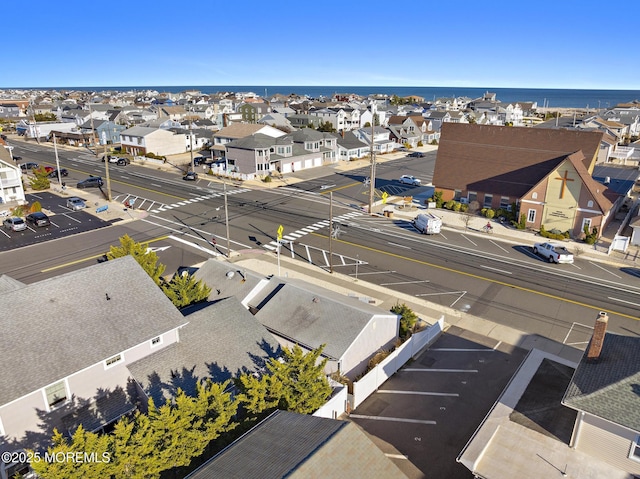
(587, 200), (593, 208)
(468, 191), (477, 203)
(483, 194), (493, 208)
(454, 189), (462, 201)
(582, 218), (592, 232)
(500, 197), (510, 209)
(532, 192), (538, 199)
(630, 435), (640, 461)
(527, 209), (536, 223)
(151, 336), (162, 347)
(105, 354), (123, 369)
(45, 381), (68, 409)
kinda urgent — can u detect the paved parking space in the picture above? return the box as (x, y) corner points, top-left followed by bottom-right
(349, 326), (527, 479)
(0, 192), (116, 251)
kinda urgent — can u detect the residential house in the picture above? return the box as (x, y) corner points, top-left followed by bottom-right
(156, 105), (188, 122)
(335, 130), (370, 160)
(0, 104), (20, 119)
(120, 126), (187, 156)
(258, 112), (294, 131)
(287, 114), (323, 130)
(0, 146), (25, 206)
(128, 297), (281, 406)
(237, 102), (270, 123)
(193, 259), (399, 380)
(15, 120), (80, 140)
(433, 123), (615, 238)
(0, 257), (188, 455)
(308, 107), (360, 132)
(185, 411), (407, 479)
(422, 110), (452, 131)
(353, 126), (396, 154)
(224, 128), (337, 175)
(211, 123), (286, 161)
(559, 313), (640, 476)
(79, 119), (126, 145)
(249, 277), (399, 379)
(604, 106), (640, 137)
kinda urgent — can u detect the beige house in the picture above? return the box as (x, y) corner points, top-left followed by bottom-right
(120, 126), (187, 156)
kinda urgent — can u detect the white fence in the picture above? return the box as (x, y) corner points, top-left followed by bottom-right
(351, 316), (445, 410)
(313, 386), (349, 419)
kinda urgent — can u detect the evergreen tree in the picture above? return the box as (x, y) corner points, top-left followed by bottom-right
(238, 344), (332, 415)
(390, 302), (418, 338)
(161, 272), (212, 308)
(106, 234), (165, 285)
(29, 166), (51, 191)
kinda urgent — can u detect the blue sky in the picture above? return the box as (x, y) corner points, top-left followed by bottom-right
(3, 0), (639, 89)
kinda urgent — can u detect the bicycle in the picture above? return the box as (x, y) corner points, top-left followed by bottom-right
(482, 224), (494, 234)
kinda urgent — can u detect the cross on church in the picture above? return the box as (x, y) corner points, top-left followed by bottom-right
(555, 170), (574, 199)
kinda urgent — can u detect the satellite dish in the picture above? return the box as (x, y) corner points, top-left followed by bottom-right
(226, 271), (235, 279)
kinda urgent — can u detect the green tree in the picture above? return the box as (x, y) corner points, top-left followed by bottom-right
(391, 302), (418, 338)
(29, 166), (51, 191)
(317, 121), (336, 132)
(106, 235), (166, 285)
(30, 426), (114, 479)
(110, 414), (164, 479)
(238, 345), (331, 415)
(161, 272), (212, 308)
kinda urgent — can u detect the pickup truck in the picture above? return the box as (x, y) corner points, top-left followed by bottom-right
(532, 242), (574, 264)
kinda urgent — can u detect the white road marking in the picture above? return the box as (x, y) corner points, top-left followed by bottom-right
(380, 280), (430, 286)
(430, 348), (495, 352)
(378, 390), (459, 397)
(388, 242), (411, 249)
(403, 368), (478, 373)
(607, 297), (640, 307)
(489, 240), (509, 253)
(480, 265), (513, 275)
(64, 214), (82, 223)
(151, 183), (162, 187)
(461, 234), (478, 246)
(349, 415), (436, 425)
(355, 270), (396, 275)
(589, 261), (622, 278)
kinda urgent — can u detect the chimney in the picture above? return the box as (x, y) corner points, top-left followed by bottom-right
(587, 311), (608, 362)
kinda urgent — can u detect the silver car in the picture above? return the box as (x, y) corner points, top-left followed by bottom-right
(66, 197), (86, 210)
(3, 217), (27, 231)
(399, 175), (421, 186)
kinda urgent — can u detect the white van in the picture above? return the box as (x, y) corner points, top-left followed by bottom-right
(412, 213), (442, 235)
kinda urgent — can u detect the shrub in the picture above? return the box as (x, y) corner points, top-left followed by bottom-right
(30, 201), (42, 212)
(433, 190), (444, 208)
(390, 302), (418, 338)
(516, 213), (526, 230)
(452, 202), (461, 212)
(262, 175), (272, 183)
(11, 205), (26, 217)
(460, 203), (468, 212)
(480, 208), (487, 216)
(444, 200), (456, 210)
(583, 225), (598, 245)
(417, 141), (424, 147)
(484, 208), (495, 219)
(430, 139), (438, 145)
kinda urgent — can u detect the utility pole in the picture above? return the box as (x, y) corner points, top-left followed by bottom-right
(53, 133), (62, 187)
(224, 180), (231, 257)
(189, 106), (195, 173)
(329, 191), (333, 273)
(368, 115), (377, 215)
(89, 103), (111, 200)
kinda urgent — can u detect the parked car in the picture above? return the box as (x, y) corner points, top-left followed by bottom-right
(77, 176), (103, 189)
(193, 156), (207, 166)
(398, 175), (421, 186)
(412, 213), (442, 234)
(48, 168), (68, 178)
(409, 152), (425, 158)
(3, 217), (27, 231)
(19, 162), (39, 172)
(183, 171), (198, 181)
(12, 155), (22, 161)
(66, 197), (86, 210)
(532, 242), (574, 264)
(36, 166), (54, 174)
(25, 211), (51, 227)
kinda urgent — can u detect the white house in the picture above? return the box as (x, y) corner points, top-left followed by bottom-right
(0, 147), (25, 206)
(120, 126), (187, 156)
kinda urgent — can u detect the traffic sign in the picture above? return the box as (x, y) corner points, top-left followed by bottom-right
(381, 191), (389, 204)
(277, 224), (284, 241)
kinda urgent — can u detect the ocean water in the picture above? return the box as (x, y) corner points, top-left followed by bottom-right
(33, 85), (640, 109)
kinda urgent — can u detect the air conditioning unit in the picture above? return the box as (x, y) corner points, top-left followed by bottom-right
(459, 198), (469, 204)
(506, 204), (512, 212)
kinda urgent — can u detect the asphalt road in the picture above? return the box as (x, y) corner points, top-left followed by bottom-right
(3, 140), (639, 346)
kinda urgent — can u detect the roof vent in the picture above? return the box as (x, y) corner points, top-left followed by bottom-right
(226, 271), (235, 279)
(604, 176), (611, 184)
(312, 297), (319, 303)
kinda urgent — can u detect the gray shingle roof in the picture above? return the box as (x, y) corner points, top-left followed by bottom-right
(563, 332), (640, 432)
(127, 297), (280, 404)
(192, 259), (265, 304)
(251, 278), (394, 360)
(0, 256), (187, 405)
(185, 410), (406, 479)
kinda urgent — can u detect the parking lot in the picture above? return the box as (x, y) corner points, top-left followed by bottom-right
(0, 192), (116, 251)
(349, 326), (527, 479)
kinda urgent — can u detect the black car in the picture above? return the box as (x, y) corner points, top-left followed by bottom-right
(77, 176), (104, 189)
(19, 162), (39, 171)
(183, 171), (198, 181)
(26, 211), (51, 227)
(409, 151), (425, 158)
(48, 168), (69, 178)
(12, 155), (22, 161)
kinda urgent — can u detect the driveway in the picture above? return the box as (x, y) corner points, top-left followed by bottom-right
(349, 326), (527, 478)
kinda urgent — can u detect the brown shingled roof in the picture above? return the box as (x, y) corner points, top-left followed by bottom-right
(433, 123), (604, 198)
